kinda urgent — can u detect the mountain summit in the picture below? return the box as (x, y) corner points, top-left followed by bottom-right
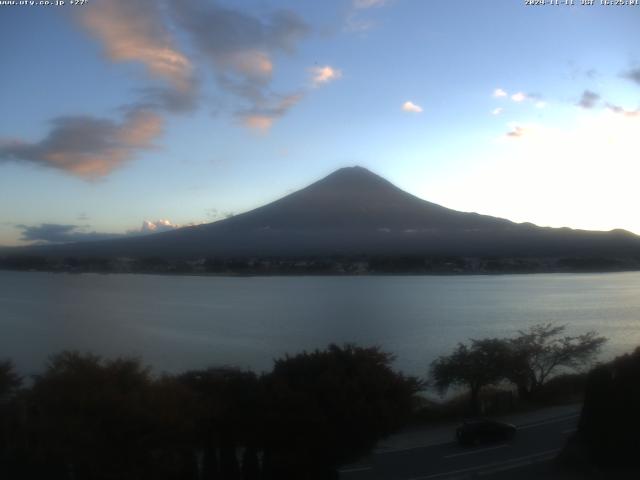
(225, 166), (511, 232)
(9, 166), (640, 260)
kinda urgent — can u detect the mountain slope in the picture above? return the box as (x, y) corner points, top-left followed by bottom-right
(7, 166), (640, 259)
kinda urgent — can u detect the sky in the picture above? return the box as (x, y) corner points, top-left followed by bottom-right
(1, 0), (640, 246)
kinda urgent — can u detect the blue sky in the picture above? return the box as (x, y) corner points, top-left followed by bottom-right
(1, 0), (640, 246)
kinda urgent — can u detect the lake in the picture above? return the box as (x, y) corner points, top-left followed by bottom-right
(1, 270), (639, 378)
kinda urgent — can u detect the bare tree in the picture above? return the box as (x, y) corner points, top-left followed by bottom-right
(507, 323), (606, 399)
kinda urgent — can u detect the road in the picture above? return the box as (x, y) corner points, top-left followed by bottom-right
(340, 409), (579, 480)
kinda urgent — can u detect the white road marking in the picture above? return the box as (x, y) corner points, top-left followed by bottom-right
(378, 413), (578, 455)
(444, 444), (508, 459)
(517, 414), (579, 430)
(407, 448), (561, 480)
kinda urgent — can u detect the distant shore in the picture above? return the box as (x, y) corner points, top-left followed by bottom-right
(2, 254), (640, 276)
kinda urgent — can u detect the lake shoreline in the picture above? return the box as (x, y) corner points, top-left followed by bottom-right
(4, 252), (640, 278)
(2, 266), (640, 278)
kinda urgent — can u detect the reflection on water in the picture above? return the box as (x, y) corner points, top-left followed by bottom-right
(1, 270), (639, 377)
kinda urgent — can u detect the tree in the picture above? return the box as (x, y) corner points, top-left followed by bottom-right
(177, 367), (263, 480)
(507, 323), (606, 399)
(23, 351), (199, 480)
(0, 360), (22, 470)
(573, 347), (640, 468)
(430, 338), (511, 415)
(263, 344), (421, 479)
(0, 360), (21, 399)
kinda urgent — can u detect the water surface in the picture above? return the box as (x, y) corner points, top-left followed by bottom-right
(1, 271), (639, 377)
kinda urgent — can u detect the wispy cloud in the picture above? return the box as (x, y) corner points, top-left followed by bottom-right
(606, 103), (640, 117)
(511, 92), (526, 102)
(402, 101), (423, 113)
(169, 0), (309, 128)
(18, 218), (184, 245)
(345, 0), (390, 32)
(0, 109), (162, 179)
(79, 0), (193, 92)
(622, 67), (640, 86)
(492, 107), (503, 116)
(239, 93), (304, 131)
(0, 1), (320, 181)
(353, 0), (388, 8)
(134, 82), (199, 114)
(17, 223), (121, 244)
(81, 0), (310, 131)
(577, 90), (600, 109)
(310, 65), (342, 86)
(493, 88), (508, 98)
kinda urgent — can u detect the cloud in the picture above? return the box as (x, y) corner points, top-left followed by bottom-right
(353, 0), (387, 8)
(205, 208), (237, 221)
(8, 0), (193, 181)
(0, 109), (163, 179)
(606, 103), (640, 117)
(495, 89), (544, 106)
(577, 90), (600, 109)
(169, 1), (308, 114)
(17, 218), (185, 245)
(1, 1), (316, 183)
(492, 107), (503, 116)
(310, 65), (342, 86)
(239, 92), (303, 131)
(134, 82), (200, 114)
(79, 0), (193, 92)
(622, 67), (640, 86)
(17, 224), (121, 244)
(130, 219), (181, 235)
(345, 0), (390, 33)
(505, 125), (527, 138)
(78, 0), (201, 117)
(79, 1), (311, 129)
(402, 101), (423, 113)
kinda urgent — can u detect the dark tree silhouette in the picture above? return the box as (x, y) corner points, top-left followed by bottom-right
(506, 323), (606, 399)
(177, 367), (263, 480)
(430, 338), (511, 415)
(263, 344), (421, 479)
(22, 351), (198, 480)
(1, 345), (420, 479)
(0, 360), (21, 399)
(0, 360), (23, 472)
(574, 347), (640, 469)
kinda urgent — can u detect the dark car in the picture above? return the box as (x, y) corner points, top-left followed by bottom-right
(456, 419), (517, 446)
